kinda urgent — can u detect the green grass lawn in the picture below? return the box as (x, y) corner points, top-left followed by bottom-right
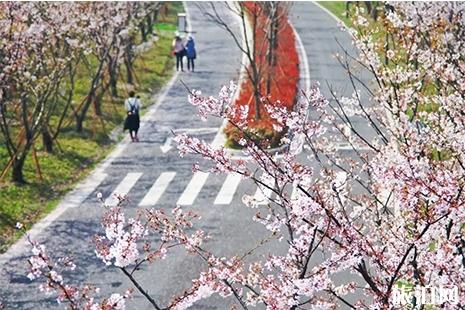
(317, 1), (351, 25)
(0, 2), (183, 253)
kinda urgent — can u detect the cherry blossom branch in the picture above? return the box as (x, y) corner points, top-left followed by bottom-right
(120, 267), (162, 310)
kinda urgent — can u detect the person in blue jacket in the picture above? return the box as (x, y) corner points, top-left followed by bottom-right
(185, 35), (196, 72)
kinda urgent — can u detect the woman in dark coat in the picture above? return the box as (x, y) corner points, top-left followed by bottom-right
(124, 91), (141, 142)
(185, 35), (196, 72)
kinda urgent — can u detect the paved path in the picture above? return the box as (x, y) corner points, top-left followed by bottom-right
(291, 2), (377, 145)
(0, 2), (377, 309)
(0, 3), (267, 309)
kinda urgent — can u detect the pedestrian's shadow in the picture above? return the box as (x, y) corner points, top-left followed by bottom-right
(2, 219), (117, 307)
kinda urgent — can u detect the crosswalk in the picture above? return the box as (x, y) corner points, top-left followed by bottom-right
(102, 171), (280, 207)
(105, 172), (143, 205)
(214, 173), (242, 205)
(139, 172), (176, 206)
(177, 171), (209, 205)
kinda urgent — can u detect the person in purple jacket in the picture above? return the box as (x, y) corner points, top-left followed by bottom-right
(185, 35), (196, 72)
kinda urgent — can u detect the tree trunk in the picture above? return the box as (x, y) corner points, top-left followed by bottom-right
(266, 16), (273, 95)
(108, 60), (118, 97)
(76, 114), (84, 133)
(254, 87), (261, 120)
(124, 39), (135, 85)
(364, 2), (372, 16)
(346, 1), (352, 17)
(146, 15), (153, 35)
(76, 89), (96, 133)
(140, 23), (147, 42)
(11, 143), (31, 184)
(266, 5), (278, 95)
(364, 2), (378, 21)
(371, 6), (378, 21)
(76, 54), (107, 133)
(12, 158), (25, 184)
(125, 57), (134, 85)
(42, 127), (53, 153)
(11, 127), (35, 183)
(251, 4), (261, 120)
(93, 97), (102, 117)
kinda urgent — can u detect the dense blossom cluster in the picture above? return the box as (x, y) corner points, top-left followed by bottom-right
(25, 2), (465, 309)
(93, 195), (208, 269)
(168, 2), (465, 307)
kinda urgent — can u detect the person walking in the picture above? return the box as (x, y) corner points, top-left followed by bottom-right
(185, 35), (196, 72)
(124, 91), (141, 142)
(172, 32), (185, 72)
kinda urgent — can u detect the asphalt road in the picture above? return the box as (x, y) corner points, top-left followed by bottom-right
(0, 2), (377, 309)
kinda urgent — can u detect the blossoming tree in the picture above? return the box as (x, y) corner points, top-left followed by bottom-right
(24, 2), (465, 309)
(0, 2), (161, 183)
(0, 2), (82, 183)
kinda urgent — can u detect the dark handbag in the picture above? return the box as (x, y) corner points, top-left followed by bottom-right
(124, 101), (137, 130)
(123, 115), (130, 130)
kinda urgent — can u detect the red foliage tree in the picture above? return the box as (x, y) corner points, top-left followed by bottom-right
(225, 2), (299, 149)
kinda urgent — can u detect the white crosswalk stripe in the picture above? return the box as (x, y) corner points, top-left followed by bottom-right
(177, 172), (209, 205)
(139, 172), (176, 206)
(214, 173), (242, 205)
(105, 172), (143, 205)
(253, 177), (275, 205)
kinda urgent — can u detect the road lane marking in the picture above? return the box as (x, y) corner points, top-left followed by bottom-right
(211, 2), (248, 150)
(288, 17), (311, 156)
(175, 127), (219, 135)
(214, 173), (242, 205)
(177, 172), (209, 205)
(160, 137), (173, 153)
(139, 172), (176, 206)
(253, 177), (275, 205)
(105, 172), (143, 205)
